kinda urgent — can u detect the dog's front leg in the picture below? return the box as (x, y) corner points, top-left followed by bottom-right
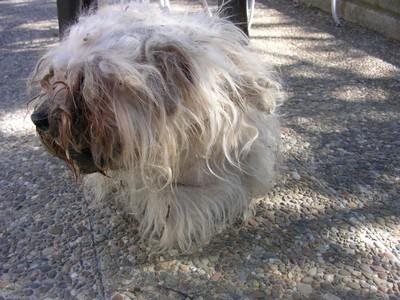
(150, 174), (249, 251)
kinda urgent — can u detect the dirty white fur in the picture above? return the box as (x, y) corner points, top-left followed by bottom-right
(33, 3), (283, 251)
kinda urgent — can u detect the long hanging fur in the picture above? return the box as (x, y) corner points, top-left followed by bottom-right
(30, 3), (283, 251)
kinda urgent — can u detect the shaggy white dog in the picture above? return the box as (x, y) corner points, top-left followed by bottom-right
(30, 3), (282, 251)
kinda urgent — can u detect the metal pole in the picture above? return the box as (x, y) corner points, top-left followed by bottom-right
(331, 0), (341, 26)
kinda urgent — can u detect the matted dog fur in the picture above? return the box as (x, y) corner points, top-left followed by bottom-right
(29, 3), (283, 251)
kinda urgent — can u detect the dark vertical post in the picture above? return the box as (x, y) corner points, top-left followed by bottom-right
(56, 0), (97, 38)
(56, 0), (81, 38)
(218, 0), (249, 36)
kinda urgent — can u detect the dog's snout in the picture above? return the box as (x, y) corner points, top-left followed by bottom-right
(31, 110), (49, 131)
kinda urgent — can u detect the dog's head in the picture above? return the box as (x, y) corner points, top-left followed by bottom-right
(30, 64), (117, 175)
(29, 10), (198, 179)
(31, 52), (195, 178)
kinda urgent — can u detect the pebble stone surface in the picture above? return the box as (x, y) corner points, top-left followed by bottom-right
(1, 0), (400, 299)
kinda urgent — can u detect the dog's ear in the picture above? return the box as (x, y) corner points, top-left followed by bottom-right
(148, 43), (195, 114)
(75, 65), (121, 171)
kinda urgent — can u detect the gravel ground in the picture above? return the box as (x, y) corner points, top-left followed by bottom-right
(1, 0), (400, 299)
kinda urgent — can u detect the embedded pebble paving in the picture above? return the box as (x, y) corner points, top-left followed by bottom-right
(1, 0), (399, 299)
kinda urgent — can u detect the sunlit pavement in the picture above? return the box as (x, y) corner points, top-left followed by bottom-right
(1, 0), (399, 299)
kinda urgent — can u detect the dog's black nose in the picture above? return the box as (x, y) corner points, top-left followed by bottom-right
(31, 110), (49, 131)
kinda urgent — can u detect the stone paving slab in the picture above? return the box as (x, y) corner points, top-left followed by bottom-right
(1, 0), (399, 299)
